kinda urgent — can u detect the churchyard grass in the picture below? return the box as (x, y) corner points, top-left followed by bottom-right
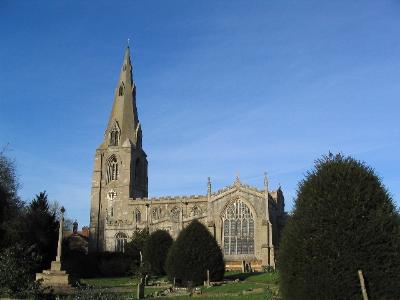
(82, 276), (136, 288)
(75, 271), (280, 299)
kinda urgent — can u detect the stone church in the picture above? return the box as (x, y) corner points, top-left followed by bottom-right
(89, 47), (286, 269)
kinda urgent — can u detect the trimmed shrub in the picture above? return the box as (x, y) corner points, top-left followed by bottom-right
(278, 153), (400, 299)
(98, 254), (130, 277)
(165, 220), (225, 286)
(143, 230), (173, 275)
(0, 245), (41, 298)
(62, 250), (133, 278)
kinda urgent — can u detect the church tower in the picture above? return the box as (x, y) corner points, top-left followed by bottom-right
(89, 47), (148, 252)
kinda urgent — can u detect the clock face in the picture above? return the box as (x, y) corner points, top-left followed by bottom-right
(107, 189), (117, 201)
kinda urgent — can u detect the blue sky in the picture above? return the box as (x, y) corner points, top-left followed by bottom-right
(1, 1), (399, 227)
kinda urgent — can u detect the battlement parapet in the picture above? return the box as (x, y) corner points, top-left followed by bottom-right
(129, 194), (207, 202)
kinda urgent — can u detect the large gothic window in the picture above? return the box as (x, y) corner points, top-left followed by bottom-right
(222, 199), (254, 255)
(106, 155), (119, 184)
(115, 232), (127, 252)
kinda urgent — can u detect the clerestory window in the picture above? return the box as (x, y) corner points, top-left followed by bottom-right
(170, 206), (180, 223)
(134, 209), (141, 224)
(222, 199), (254, 255)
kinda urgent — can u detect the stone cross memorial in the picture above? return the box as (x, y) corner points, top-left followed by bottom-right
(36, 206), (71, 287)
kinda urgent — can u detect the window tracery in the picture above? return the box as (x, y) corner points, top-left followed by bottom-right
(222, 199), (254, 255)
(190, 205), (202, 217)
(115, 232), (127, 252)
(152, 207), (161, 221)
(106, 155), (119, 184)
(170, 206), (180, 223)
(134, 209), (141, 224)
(109, 123), (120, 146)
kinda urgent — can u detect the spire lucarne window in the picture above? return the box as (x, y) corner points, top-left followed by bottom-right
(109, 123), (120, 146)
(118, 82), (125, 96)
(222, 199), (255, 255)
(106, 155), (119, 184)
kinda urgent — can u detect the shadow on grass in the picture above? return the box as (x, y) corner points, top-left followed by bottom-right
(224, 271), (262, 281)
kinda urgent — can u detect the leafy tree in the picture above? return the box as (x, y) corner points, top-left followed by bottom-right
(0, 153), (24, 248)
(23, 192), (59, 270)
(0, 244), (41, 298)
(125, 227), (149, 261)
(165, 220), (225, 286)
(143, 230), (173, 275)
(278, 153), (400, 300)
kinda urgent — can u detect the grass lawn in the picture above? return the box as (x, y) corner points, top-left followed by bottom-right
(82, 276), (137, 288)
(77, 271), (280, 299)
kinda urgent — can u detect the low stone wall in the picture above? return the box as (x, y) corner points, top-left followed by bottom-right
(225, 259), (263, 272)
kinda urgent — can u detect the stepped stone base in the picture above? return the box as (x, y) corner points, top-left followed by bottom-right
(36, 260), (70, 287)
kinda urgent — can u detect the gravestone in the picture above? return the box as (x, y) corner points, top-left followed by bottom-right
(204, 269), (210, 287)
(137, 277), (145, 299)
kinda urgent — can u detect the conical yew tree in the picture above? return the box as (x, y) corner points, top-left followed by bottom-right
(143, 229), (173, 275)
(278, 154), (400, 299)
(165, 220), (225, 286)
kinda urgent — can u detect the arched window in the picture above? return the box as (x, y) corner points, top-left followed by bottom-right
(170, 206), (180, 223)
(109, 123), (120, 146)
(134, 209), (141, 224)
(106, 155), (119, 184)
(152, 207), (160, 221)
(115, 232), (127, 252)
(190, 205), (202, 217)
(222, 199), (254, 255)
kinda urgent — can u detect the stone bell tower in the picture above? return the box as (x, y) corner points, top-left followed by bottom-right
(89, 46), (148, 252)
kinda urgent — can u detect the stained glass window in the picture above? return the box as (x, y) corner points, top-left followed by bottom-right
(222, 199), (255, 255)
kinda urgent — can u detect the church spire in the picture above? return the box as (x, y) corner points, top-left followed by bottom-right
(103, 46), (142, 148)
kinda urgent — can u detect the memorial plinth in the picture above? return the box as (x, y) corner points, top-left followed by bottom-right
(36, 206), (71, 287)
(36, 261), (70, 286)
